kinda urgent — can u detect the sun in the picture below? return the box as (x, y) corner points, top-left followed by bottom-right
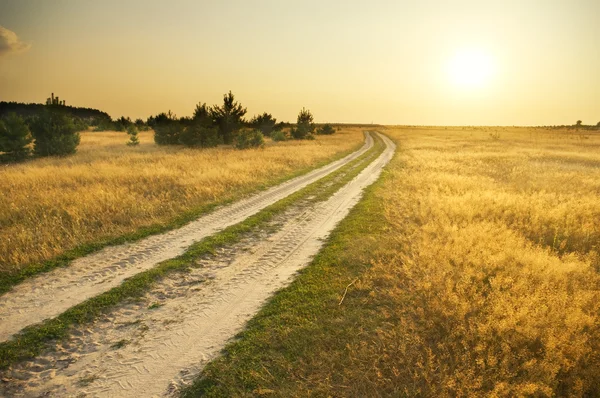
(448, 49), (495, 90)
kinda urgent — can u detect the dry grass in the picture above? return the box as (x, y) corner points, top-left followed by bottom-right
(356, 127), (600, 396)
(0, 129), (364, 273)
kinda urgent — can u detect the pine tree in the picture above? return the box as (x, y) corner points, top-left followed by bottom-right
(0, 112), (33, 161)
(30, 108), (80, 157)
(291, 108), (315, 139)
(210, 91), (247, 145)
(126, 124), (140, 146)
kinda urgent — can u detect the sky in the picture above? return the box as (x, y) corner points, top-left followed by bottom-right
(0, 0), (598, 125)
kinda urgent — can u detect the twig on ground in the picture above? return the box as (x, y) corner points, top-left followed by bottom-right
(338, 278), (359, 306)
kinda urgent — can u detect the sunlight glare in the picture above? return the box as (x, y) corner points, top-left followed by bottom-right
(448, 49), (495, 90)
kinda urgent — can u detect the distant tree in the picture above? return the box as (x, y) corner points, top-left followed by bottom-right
(126, 125), (140, 146)
(271, 130), (287, 142)
(0, 112), (33, 160)
(153, 111), (183, 145)
(234, 129), (264, 149)
(249, 113), (277, 136)
(210, 91), (247, 144)
(179, 102), (221, 147)
(114, 116), (133, 132)
(316, 124), (335, 135)
(30, 108), (80, 156)
(290, 108), (315, 140)
(597, 121), (600, 128)
(134, 118), (149, 131)
(274, 121), (290, 131)
(576, 120), (582, 127)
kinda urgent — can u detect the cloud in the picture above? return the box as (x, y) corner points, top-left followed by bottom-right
(0, 26), (31, 56)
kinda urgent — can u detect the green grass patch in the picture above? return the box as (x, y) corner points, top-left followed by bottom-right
(181, 139), (396, 397)
(0, 133), (385, 370)
(0, 139), (366, 296)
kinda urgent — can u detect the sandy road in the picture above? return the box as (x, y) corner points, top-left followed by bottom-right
(1, 132), (395, 397)
(0, 133), (373, 342)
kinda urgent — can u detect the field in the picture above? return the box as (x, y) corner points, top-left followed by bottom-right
(189, 127), (600, 397)
(0, 129), (364, 275)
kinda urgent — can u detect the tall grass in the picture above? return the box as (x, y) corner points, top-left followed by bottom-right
(358, 127), (600, 396)
(0, 129), (364, 274)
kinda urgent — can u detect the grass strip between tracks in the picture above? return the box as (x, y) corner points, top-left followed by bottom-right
(181, 134), (395, 397)
(0, 132), (385, 370)
(0, 139), (366, 296)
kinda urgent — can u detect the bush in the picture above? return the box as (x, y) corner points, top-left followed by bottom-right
(73, 117), (88, 132)
(250, 112), (277, 136)
(234, 129), (264, 149)
(317, 124), (335, 135)
(0, 112), (32, 161)
(179, 125), (221, 148)
(153, 111), (183, 145)
(178, 103), (221, 148)
(271, 130), (287, 142)
(291, 108), (315, 140)
(30, 108), (80, 157)
(126, 125), (140, 146)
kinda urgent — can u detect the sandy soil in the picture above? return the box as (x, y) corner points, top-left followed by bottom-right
(0, 133), (373, 343)
(0, 132), (395, 397)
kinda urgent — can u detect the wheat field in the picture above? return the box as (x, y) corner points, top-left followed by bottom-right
(356, 127), (600, 396)
(0, 129), (364, 274)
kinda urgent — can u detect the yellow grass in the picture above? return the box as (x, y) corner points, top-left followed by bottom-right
(357, 127), (600, 396)
(0, 129), (364, 273)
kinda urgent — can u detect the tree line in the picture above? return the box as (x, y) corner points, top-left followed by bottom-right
(148, 91), (335, 149)
(0, 91), (337, 162)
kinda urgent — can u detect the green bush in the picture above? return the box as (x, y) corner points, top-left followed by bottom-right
(179, 125), (221, 148)
(126, 125), (140, 146)
(234, 129), (264, 149)
(0, 112), (33, 161)
(271, 130), (287, 142)
(30, 108), (80, 157)
(317, 124), (335, 135)
(153, 111), (183, 145)
(73, 117), (88, 132)
(249, 112), (277, 136)
(291, 108), (315, 140)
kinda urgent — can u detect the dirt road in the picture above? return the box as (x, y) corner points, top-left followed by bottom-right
(1, 132), (395, 397)
(0, 133), (373, 343)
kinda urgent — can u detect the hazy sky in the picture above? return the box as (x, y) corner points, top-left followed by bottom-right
(0, 0), (598, 125)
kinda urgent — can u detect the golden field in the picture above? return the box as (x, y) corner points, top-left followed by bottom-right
(355, 127), (600, 396)
(0, 129), (364, 273)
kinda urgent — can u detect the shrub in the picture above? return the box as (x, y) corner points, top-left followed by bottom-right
(250, 112), (277, 136)
(317, 124), (335, 135)
(30, 107), (80, 157)
(291, 108), (314, 140)
(0, 112), (33, 161)
(271, 130), (287, 142)
(178, 102), (221, 148)
(179, 125), (221, 148)
(153, 111), (183, 145)
(92, 118), (114, 132)
(73, 117), (88, 132)
(126, 125), (140, 146)
(234, 129), (264, 149)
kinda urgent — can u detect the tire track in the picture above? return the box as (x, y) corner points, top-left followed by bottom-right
(0, 132), (395, 398)
(0, 133), (373, 342)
